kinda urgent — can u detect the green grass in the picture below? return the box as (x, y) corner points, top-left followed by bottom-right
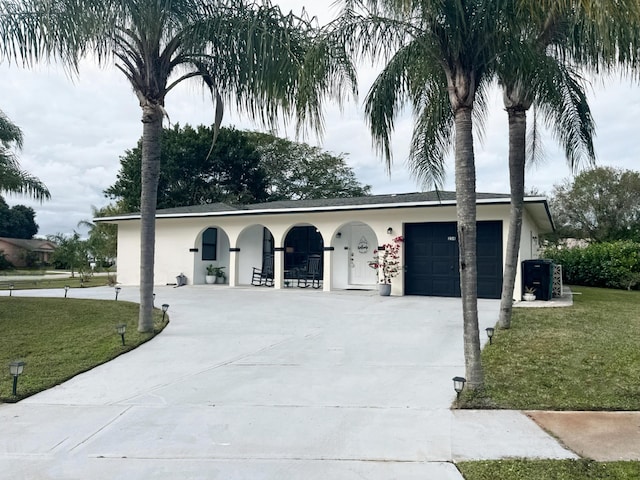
(0, 297), (168, 402)
(461, 287), (640, 410)
(0, 275), (112, 290)
(458, 459), (640, 479)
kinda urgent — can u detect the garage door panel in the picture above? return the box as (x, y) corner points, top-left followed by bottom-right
(405, 221), (502, 299)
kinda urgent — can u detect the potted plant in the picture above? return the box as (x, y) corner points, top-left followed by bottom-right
(369, 236), (404, 296)
(205, 264), (217, 284)
(212, 266), (226, 284)
(523, 286), (536, 301)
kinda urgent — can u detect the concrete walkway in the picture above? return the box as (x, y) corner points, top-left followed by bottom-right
(1, 286), (576, 479)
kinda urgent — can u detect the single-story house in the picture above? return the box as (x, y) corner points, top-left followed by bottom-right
(0, 237), (57, 267)
(95, 191), (553, 299)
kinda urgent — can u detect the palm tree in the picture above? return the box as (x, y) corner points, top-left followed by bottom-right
(331, 0), (510, 389)
(23, 0), (354, 332)
(496, 0), (640, 329)
(0, 109), (50, 201)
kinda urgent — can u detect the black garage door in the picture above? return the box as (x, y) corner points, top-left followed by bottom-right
(404, 221), (503, 299)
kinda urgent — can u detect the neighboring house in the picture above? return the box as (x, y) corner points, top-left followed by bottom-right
(95, 191), (553, 299)
(0, 237), (57, 267)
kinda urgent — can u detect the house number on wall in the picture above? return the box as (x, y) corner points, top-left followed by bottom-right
(357, 237), (369, 253)
(447, 236), (457, 241)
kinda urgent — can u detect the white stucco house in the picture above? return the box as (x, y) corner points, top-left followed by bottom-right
(95, 191), (554, 299)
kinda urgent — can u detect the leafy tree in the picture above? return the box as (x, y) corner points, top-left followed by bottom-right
(0, 110), (50, 201)
(549, 167), (640, 243)
(249, 132), (370, 201)
(78, 204), (122, 269)
(0, 195), (38, 238)
(330, 0), (511, 390)
(106, 126), (370, 209)
(48, 232), (88, 278)
(106, 125), (268, 210)
(26, 0), (354, 332)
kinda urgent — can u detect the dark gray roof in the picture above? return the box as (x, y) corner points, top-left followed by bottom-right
(96, 191), (518, 221)
(155, 191), (512, 215)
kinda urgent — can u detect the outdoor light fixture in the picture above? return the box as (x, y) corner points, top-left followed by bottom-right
(80, 278), (84, 288)
(336, 232), (342, 238)
(161, 304), (169, 322)
(387, 227), (393, 235)
(153, 293), (156, 306)
(116, 324), (127, 346)
(486, 327), (495, 345)
(452, 376), (466, 401)
(9, 361), (25, 396)
(64, 285), (70, 298)
(115, 286), (121, 300)
(9, 283), (14, 296)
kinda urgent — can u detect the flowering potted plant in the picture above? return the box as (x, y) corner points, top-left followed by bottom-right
(369, 236), (404, 296)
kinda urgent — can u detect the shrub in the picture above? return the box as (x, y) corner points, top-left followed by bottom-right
(0, 250), (13, 270)
(542, 241), (640, 290)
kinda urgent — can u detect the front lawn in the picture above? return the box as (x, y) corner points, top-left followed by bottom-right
(462, 287), (640, 410)
(458, 459), (640, 479)
(0, 297), (168, 402)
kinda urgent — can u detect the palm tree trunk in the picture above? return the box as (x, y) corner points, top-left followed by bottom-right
(454, 105), (484, 390)
(498, 106), (527, 329)
(138, 104), (163, 333)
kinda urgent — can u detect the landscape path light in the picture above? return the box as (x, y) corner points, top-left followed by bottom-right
(115, 286), (121, 301)
(486, 327), (495, 345)
(116, 324), (127, 346)
(161, 304), (169, 322)
(64, 285), (70, 298)
(9, 361), (25, 395)
(9, 283), (14, 296)
(452, 376), (466, 403)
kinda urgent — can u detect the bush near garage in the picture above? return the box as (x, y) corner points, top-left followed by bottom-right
(542, 241), (640, 290)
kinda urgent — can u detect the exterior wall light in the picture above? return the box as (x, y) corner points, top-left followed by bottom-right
(9, 361), (25, 395)
(387, 227), (393, 235)
(486, 327), (495, 345)
(116, 324), (127, 346)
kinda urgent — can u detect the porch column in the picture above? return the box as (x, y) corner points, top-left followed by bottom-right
(323, 247), (333, 292)
(273, 247), (284, 289)
(229, 248), (240, 287)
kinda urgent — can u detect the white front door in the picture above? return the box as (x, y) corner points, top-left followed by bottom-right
(349, 224), (376, 285)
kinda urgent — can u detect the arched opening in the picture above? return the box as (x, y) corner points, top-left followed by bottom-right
(283, 225), (324, 285)
(193, 226), (230, 284)
(237, 224), (274, 285)
(331, 222), (378, 290)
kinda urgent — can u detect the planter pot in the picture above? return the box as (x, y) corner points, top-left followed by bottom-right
(205, 275), (216, 284)
(378, 283), (391, 296)
(523, 293), (536, 301)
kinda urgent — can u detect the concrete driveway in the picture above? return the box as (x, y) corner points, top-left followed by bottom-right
(0, 286), (575, 479)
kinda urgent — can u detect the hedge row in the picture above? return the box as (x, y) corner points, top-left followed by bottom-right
(542, 241), (640, 290)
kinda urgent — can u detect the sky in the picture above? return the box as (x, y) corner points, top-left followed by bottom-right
(1, 0), (639, 237)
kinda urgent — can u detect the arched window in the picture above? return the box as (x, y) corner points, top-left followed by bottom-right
(202, 228), (218, 261)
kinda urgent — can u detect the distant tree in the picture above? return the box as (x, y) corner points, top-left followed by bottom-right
(0, 195), (38, 238)
(106, 125), (369, 209)
(549, 167), (640, 243)
(0, 110), (50, 200)
(78, 204), (122, 268)
(249, 132), (371, 201)
(48, 232), (88, 277)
